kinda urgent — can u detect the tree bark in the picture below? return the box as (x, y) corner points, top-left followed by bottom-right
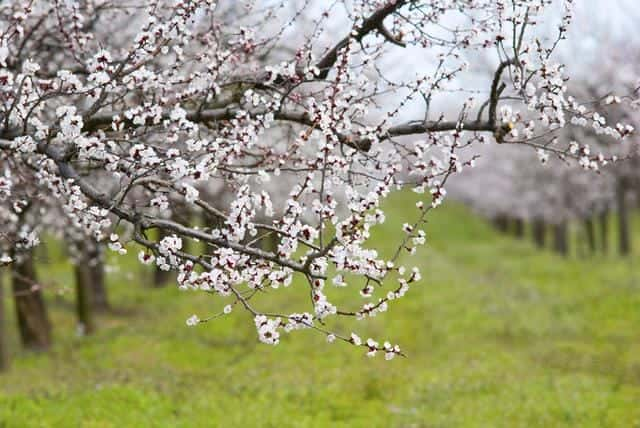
(88, 245), (109, 311)
(617, 179), (631, 256)
(553, 222), (569, 257)
(11, 252), (52, 351)
(584, 216), (596, 255)
(153, 266), (172, 287)
(74, 262), (96, 336)
(0, 271), (8, 371)
(599, 208), (609, 255)
(513, 218), (525, 239)
(492, 215), (509, 233)
(532, 219), (546, 249)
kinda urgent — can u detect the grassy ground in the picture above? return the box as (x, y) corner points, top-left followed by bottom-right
(1, 192), (640, 427)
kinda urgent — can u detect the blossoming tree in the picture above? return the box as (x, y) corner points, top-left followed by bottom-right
(447, 1), (640, 258)
(0, 0), (636, 358)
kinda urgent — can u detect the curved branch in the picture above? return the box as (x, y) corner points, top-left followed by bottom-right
(488, 58), (517, 142)
(315, 0), (410, 79)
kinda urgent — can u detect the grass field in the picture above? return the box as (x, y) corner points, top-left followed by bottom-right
(2, 191), (640, 427)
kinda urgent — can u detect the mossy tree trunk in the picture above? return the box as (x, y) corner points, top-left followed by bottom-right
(11, 251), (52, 351)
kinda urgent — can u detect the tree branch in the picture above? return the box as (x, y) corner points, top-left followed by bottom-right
(315, 0), (410, 79)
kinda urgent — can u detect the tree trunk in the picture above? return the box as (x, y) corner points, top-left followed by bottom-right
(599, 208), (609, 255)
(0, 271), (8, 371)
(513, 218), (525, 239)
(11, 252), (51, 351)
(584, 217), (596, 255)
(153, 264), (172, 287)
(492, 215), (509, 233)
(617, 179), (631, 256)
(553, 222), (569, 257)
(532, 219), (546, 249)
(88, 245), (109, 311)
(74, 263), (95, 336)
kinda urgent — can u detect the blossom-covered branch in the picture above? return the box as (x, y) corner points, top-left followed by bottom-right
(0, 0), (636, 358)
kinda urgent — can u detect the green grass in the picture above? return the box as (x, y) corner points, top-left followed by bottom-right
(2, 191), (640, 427)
